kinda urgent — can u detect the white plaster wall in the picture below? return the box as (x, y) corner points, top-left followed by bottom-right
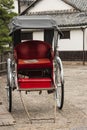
(13, 0), (18, 13)
(29, 0), (74, 12)
(58, 29), (83, 51)
(33, 29), (84, 51)
(33, 31), (44, 41)
(84, 28), (87, 50)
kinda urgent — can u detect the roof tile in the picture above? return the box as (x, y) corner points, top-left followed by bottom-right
(64, 0), (87, 11)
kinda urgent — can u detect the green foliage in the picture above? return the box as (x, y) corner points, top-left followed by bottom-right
(0, 0), (17, 53)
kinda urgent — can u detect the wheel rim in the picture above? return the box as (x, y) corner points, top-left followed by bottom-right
(55, 83), (62, 108)
(7, 59), (13, 87)
(55, 61), (64, 109)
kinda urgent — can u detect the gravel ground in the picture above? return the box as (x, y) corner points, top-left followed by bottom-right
(0, 62), (87, 130)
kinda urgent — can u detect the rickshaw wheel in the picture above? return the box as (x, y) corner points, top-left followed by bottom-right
(7, 58), (13, 112)
(7, 85), (12, 112)
(54, 56), (64, 109)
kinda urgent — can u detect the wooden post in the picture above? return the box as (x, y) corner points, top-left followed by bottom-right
(82, 27), (87, 65)
(83, 28), (85, 65)
(18, 0), (21, 14)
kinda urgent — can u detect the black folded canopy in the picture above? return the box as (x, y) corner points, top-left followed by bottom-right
(9, 15), (59, 34)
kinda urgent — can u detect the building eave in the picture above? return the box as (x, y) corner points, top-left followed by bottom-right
(27, 9), (78, 15)
(59, 24), (87, 30)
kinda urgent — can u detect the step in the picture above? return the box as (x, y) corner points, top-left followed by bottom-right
(18, 78), (53, 89)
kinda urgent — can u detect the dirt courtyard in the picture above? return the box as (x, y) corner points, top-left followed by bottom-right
(0, 62), (87, 130)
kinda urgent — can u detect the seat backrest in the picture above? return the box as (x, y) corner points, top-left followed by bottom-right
(14, 40), (51, 60)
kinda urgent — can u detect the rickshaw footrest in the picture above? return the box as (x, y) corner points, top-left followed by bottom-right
(18, 78), (52, 89)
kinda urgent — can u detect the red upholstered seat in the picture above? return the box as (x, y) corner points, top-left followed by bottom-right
(14, 40), (53, 70)
(17, 58), (52, 69)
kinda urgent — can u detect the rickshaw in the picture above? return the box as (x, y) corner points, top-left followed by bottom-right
(6, 15), (64, 123)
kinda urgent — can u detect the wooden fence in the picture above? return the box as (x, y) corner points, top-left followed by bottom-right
(0, 53), (8, 74)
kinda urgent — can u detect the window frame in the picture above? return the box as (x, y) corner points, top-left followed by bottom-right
(60, 30), (70, 39)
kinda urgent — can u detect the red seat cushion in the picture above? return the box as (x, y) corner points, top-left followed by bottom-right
(18, 58), (53, 69)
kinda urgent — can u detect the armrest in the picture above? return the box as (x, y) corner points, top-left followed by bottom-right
(14, 49), (17, 62)
(50, 49), (54, 59)
(48, 49), (54, 60)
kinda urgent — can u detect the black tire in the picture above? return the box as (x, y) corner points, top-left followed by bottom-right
(7, 86), (12, 112)
(7, 58), (12, 112)
(55, 82), (64, 109)
(54, 57), (64, 109)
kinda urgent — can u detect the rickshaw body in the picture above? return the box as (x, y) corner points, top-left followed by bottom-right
(6, 15), (64, 116)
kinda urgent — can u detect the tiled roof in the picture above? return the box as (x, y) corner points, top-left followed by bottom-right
(53, 11), (87, 27)
(63, 0), (87, 11)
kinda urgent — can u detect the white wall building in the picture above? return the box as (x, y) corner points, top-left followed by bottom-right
(20, 0), (87, 61)
(58, 29), (83, 51)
